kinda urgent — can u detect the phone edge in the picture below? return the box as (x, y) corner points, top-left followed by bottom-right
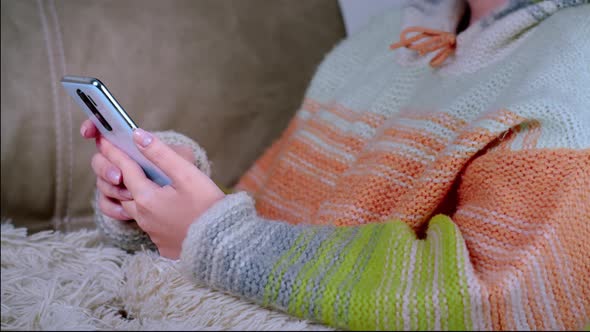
(61, 75), (138, 130)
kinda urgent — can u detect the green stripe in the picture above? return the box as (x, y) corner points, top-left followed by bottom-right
(433, 215), (469, 330)
(338, 225), (383, 328)
(348, 223), (395, 330)
(264, 228), (317, 306)
(265, 216), (473, 330)
(289, 227), (353, 317)
(393, 223), (414, 330)
(316, 224), (375, 327)
(412, 238), (424, 330)
(455, 218), (473, 329)
(420, 233), (435, 331)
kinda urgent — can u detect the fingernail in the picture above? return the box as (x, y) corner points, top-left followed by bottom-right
(133, 128), (153, 147)
(120, 189), (133, 200)
(107, 167), (121, 184)
(80, 123), (88, 137)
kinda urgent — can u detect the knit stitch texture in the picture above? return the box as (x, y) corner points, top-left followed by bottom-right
(97, 1), (590, 330)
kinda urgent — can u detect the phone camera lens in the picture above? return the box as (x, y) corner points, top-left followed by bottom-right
(77, 89), (112, 131)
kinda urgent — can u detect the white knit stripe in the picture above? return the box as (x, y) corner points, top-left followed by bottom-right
(548, 228), (585, 320)
(466, 205), (540, 230)
(454, 224), (473, 330)
(303, 123), (359, 157)
(343, 167), (410, 189)
(316, 110), (376, 139)
(460, 226), (533, 260)
(316, 207), (369, 225)
(402, 241), (418, 330)
(519, 271), (536, 330)
(381, 231), (404, 330)
(508, 273), (530, 330)
(510, 124), (527, 150)
(442, 144), (481, 158)
(297, 130), (355, 162)
(37, 0), (63, 230)
(370, 141), (435, 164)
(531, 258), (558, 329)
(396, 118), (458, 141)
(457, 209), (544, 236)
(535, 255), (563, 329)
(261, 190), (309, 221)
(342, 161), (414, 187)
(424, 238), (434, 331)
(411, 242), (423, 329)
(481, 284), (493, 331)
(318, 202), (384, 221)
(281, 157), (336, 187)
(468, 198), (585, 322)
(246, 165), (265, 188)
(396, 136), (441, 156)
(374, 225), (392, 329)
(437, 227), (451, 331)
(211, 216), (262, 288)
(285, 151), (338, 182)
(462, 248), (486, 331)
(297, 109), (312, 121)
(431, 225), (443, 330)
(389, 119), (452, 146)
(473, 118), (514, 134)
(393, 234), (411, 330)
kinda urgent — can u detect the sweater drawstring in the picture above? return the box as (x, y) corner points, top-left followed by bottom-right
(390, 26), (456, 68)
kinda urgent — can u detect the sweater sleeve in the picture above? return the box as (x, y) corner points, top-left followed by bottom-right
(93, 130), (212, 252)
(179, 149), (590, 331)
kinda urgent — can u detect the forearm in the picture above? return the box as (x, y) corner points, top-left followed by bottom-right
(179, 192), (480, 330)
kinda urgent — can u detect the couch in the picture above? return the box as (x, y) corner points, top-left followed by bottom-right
(1, 0), (345, 233)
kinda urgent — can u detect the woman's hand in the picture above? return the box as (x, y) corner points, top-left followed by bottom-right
(81, 120), (225, 259)
(81, 119), (195, 221)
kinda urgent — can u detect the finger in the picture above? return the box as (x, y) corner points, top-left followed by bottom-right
(96, 178), (133, 201)
(97, 192), (133, 221)
(98, 136), (158, 194)
(120, 200), (138, 222)
(91, 152), (122, 185)
(80, 119), (100, 139)
(170, 145), (195, 164)
(133, 128), (195, 187)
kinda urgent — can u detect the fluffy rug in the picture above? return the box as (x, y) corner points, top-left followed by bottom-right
(0, 223), (332, 331)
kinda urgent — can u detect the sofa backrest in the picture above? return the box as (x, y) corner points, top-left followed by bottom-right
(0, 0), (344, 232)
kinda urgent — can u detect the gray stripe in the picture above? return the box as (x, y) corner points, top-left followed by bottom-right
(231, 220), (298, 300)
(275, 226), (334, 311)
(307, 227), (360, 319)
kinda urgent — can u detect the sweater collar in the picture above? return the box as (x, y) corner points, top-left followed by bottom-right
(393, 0), (588, 73)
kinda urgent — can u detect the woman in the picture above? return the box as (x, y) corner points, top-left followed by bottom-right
(80, 0), (590, 330)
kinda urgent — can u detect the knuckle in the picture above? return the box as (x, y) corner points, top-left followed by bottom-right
(91, 153), (102, 171)
(149, 144), (167, 161)
(134, 192), (153, 209)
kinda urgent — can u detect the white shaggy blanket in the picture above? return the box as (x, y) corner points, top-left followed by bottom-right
(1, 223), (332, 331)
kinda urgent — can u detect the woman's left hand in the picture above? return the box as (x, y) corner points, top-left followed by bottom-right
(96, 128), (225, 259)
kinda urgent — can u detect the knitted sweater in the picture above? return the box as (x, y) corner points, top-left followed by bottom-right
(95, 1), (590, 330)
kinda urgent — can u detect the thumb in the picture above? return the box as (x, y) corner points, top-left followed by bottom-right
(133, 128), (195, 187)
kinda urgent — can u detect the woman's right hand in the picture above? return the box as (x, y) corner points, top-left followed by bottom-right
(80, 119), (195, 221)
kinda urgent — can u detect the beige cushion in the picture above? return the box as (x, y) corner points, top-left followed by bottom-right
(0, 0), (344, 232)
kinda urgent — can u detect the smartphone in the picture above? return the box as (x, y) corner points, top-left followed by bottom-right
(61, 75), (172, 187)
